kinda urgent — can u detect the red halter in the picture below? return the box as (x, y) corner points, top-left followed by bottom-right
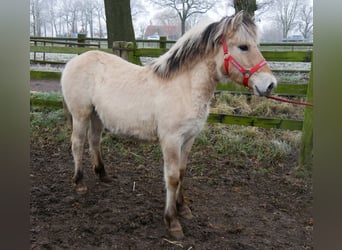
(222, 36), (267, 88)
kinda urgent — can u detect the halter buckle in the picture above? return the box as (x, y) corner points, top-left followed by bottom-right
(223, 53), (230, 59)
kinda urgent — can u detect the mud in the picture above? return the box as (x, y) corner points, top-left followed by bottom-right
(30, 79), (313, 249)
(30, 129), (312, 249)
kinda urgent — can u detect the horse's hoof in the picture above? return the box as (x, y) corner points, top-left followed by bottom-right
(75, 184), (88, 194)
(179, 205), (194, 219)
(165, 218), (184, 240)
(169, 228), (184, 240)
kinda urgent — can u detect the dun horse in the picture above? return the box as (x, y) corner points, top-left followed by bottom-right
(61, 11), (277, 239)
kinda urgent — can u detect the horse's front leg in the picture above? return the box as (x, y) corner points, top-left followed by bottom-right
(177, 137), (195, 220)
(161, 139), (184, 239)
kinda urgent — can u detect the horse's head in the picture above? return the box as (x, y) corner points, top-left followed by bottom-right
(219, 12), (277, 96)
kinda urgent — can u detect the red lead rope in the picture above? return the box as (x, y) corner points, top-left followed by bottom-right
(265, 95), (314, 107)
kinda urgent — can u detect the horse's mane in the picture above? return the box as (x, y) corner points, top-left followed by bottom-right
(149, 11), (258, 79)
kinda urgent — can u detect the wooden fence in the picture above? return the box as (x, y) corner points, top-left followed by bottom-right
(30, 36), (313, 168)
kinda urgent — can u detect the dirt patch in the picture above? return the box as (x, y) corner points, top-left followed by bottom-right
(30, 127), (313, 249)
(30, 79), (61, 93)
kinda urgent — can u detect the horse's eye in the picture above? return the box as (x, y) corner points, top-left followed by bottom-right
(238, 45), (249, 51)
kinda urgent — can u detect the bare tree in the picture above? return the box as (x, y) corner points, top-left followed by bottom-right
(152, 9), (179, 26)
(30, 0), (44, 36)
(94, 0), (106, 37)
(131, 0), (148, 19)
(297, 5), (313, 39)
(30, 0), (107, 37)
(273, 0), (300, 39)
(255, 0), (275, 17)
(77, 0), (97, 37)
(131, 0), (149, 38)
(47, 0), (62, 37)
(150, 0), (216, 35)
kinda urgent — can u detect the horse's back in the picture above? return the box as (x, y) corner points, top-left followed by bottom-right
(61, 50), (159, 139)
(61, 50), (133, 85)
(61, 50), (140, 108)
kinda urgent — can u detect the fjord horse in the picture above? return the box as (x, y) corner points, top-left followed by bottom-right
(61, 11), (277, 239)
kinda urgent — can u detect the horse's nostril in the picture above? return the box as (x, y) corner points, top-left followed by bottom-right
(267, 82), (275, 93)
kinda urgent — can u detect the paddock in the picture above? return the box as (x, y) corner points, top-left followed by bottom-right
(30, 19), (313, 247)
(30, 93), (312, 248)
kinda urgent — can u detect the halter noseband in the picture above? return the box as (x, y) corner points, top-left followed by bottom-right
(221, 36), (267, 88)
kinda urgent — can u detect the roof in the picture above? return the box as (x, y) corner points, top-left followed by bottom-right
(144, 25), (181, 40)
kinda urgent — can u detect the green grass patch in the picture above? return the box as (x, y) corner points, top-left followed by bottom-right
(30, 92), (303, 176)
(211, 93), (305, 120)
(31, 92), (63, 110)
(191, 124), (301, 175)
(30, 108), (70, 143)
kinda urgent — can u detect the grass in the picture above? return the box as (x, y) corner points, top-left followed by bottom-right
(193, 123), (301, 165)
(211, 92), (305, 120)
(31, 92), (62, 102)
(30, 108), (70, 143)
(30, 91), (305, 177)
(30, 92), (63, 110)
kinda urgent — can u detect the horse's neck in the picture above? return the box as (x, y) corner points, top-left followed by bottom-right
(189, 59), (218, 103)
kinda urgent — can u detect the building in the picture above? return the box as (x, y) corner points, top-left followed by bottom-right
(144, 25), (181, 40)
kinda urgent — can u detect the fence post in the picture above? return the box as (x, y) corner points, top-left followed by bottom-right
(298, 59), (313, 173)
(34, 40), (37, 61)
(159, 36), (167, 49)
(112, 41), (133, 61)
(77, 33), (86, 47)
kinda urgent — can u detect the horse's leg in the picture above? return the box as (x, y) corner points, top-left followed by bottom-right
(71, 116), (89, 194)
(161, 139), (184, 239)
(177, 137), (195, 219)
(88, 111), (108, 182)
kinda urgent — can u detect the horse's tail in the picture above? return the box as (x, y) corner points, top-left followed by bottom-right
(63, 99), (73, 127)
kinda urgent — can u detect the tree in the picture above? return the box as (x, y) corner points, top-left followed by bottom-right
(153, 9), (179, 26)
(297, 5), (313, 39)
(150, 0), (215, 35)
(94, 0), (106, 38)
(131, 0), (149, 38)
(104, 0), (135, 48)
(274, 0), (300, 39)
(228, 0), (275, 21)
(234, 0), (257, 16)
(30, 0), (44, 36)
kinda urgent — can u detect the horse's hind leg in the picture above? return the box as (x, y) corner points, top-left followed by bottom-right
(71, 117), (89, 194)
(88, 111), (108, 182)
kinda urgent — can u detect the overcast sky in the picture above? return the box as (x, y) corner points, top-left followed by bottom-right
(132, 0), (313, 37)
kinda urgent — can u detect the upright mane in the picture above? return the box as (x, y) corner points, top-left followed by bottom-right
(149, 11), (258, 79)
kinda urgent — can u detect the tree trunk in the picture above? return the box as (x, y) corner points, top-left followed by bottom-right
(181, 16), (186, 35)
(234, 0), (257, 17)
(104, 0), (135, 48)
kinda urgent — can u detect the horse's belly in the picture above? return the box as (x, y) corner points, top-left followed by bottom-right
(99, 110), (158, 141)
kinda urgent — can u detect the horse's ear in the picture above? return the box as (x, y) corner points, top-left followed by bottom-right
(231, 11), (245, 31)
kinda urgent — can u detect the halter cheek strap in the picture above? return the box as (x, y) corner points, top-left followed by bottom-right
(222, 36), (267, 88)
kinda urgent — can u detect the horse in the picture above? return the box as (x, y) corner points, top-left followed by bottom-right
(61, 11), (277, 239)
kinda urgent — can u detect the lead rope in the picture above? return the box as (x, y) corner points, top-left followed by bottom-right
(265, 95), (314, 107)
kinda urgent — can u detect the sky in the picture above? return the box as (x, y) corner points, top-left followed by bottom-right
(132, 0), (313, 38)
